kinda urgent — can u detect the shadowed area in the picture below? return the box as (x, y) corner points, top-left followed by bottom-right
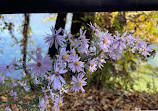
(1, 0), (158, 13)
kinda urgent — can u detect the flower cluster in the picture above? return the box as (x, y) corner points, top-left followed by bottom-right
(0, 23), (153, 111)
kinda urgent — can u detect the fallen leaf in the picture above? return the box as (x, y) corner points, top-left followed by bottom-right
(124, 104), (131, 110)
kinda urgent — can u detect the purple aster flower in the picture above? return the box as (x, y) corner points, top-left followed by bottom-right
(112, 31), (127, 53)
(71, 73), (87, 92)
(99, 31), (113, 52)
(10, 57), (18, 69)
(9, 90), (18, 101)
(70, 39), (80, 49)
(18, 81), (25, 87)
(134, 35), (146, 50)
(95, 57), (106, 69)
(24, 87), (30, 92)
(88, 22), (100, 34)
(26, 48), (52, 77)
(0, 57), (18, 74)
(13, 96), (18, 101)
(0, 62), (15, 74)
(109, 47), (122, 60)
(51, 62), (67, 90)
(38, 97), (47, 111)
(79, 29), (87, 39)
(57, 60), (67, 69)
(18, 81), (30, 92)
(96, 30), (104, 38)
(63, 30), (73, 42)
(68, 55), (84, 73)
(78, 45), (89, 55)
(5, 106), (11, 111)
(76, 29), (90, 55)
(45, 27), (66, 49)
(79, 29), (89, 45)
(9, 90), (17, 96)
(53, 96), (63, 111)
(125, 34), (135, 46)
(56, 48), (69, 62)
(139, 42), (153, 56)
(0, 75), (5, 84)
(69, 48), (77, 59)
(89, 59), (97, 72)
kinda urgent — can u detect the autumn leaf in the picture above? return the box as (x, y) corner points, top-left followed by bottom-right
(124, 104), (131, 110)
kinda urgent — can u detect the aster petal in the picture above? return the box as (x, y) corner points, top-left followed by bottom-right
(56, 28), (62, 35)
(28, 54), (38, 62)
(36, 48), (42, 61)
(53, 77), (62, 90)
(72, 76), (77, 82)
(59, 75), (66, 84)
(59, 69), (67, 74)
(51, 74), (55, 82)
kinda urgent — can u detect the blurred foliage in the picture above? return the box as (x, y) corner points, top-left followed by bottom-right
(0, 14), (16, 54)
(111, 11), (158, 45)
(0, 14), (37, 55)
(0, 15), (16, 41)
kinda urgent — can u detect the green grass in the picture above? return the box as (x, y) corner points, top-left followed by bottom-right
(130, 63), (158, 93)
(131, 73), (158, 93)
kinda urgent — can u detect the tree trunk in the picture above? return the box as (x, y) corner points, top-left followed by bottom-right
(71, 13), (84, 37)
(71, 12), (95, 40)
(48, 13), (67, 58)
(22, 13), (35, 91)
(22, 13), (30, 69)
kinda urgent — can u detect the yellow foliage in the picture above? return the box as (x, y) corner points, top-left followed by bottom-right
(113, 11), (158, 46)
(43, 14), (57, 22)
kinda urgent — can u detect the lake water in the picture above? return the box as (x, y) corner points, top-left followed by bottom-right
(0, 13), (72, 78)
(0, 13), (157, 79)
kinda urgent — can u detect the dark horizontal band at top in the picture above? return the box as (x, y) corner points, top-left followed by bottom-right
(0, 0), (158, 14)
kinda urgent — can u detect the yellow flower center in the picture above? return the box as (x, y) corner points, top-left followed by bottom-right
(47, 77), (50, 80)
(79, 37), (84, 40)
(72, 51), (76, 54)
(58, 102), (62, 106)
(75, 62), (80, 66)
(84, 51), (87, 54)
(62, 55), (68, 60)
(103, 39), (107, 43)
(91, 64), (94, 67)
(78, 81), (82, 86)
(70, 36), (73, 40)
